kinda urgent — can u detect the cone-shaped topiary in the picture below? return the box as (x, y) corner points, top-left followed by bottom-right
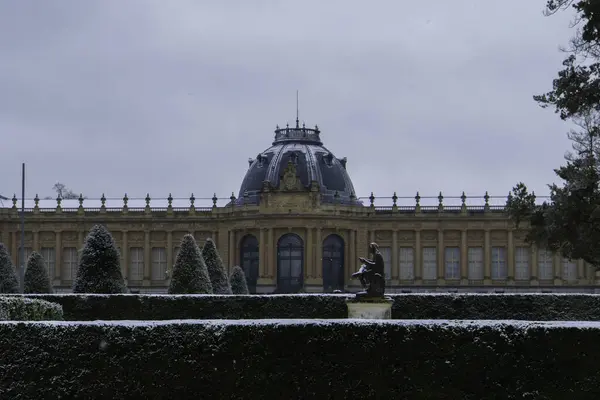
(24, 251), (53, 294)
(73, 224), (126, 294)
(202, 238), (232, 294)
(0, 243), (19, 294)
(168, 234), (213, 294)
(229, 265), (249, 294)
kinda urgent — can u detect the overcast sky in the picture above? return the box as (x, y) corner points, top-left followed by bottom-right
(0, 1), (576, 207)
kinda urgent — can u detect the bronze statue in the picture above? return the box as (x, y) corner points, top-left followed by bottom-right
(351, 242), (385, 298)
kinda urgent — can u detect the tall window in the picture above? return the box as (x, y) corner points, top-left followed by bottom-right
(515, 247), (530, 281)
(129, 247), (144, 281)
(151, 247), (167, 281)
(17, 247), (32, 268)
(379, 247), (392, 280)
(562, 258), (577, 282)
(444, 247), (460, 280)
(491, 247), (507, 280)
(538, 249), (553, 280)
(277, 234), (304, 293)
(40, 247), (56, 280)
(241, 235), (260, 293)
(422, 247), (437, 280)
(399, 247), (414, 280)
(62, 247), (78, 280)
(468, 247), (484, 280)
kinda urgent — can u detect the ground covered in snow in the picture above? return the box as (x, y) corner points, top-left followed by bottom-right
(0, 318), (598, 398)
(11, 292), (600, 321)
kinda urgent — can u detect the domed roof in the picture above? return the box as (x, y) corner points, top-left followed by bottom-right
(237, 119), (361, 205)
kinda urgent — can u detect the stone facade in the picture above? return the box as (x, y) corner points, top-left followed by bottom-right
(0, 187), (598, 294)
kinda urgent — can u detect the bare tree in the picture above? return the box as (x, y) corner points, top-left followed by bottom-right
(44, 182), (81, 200)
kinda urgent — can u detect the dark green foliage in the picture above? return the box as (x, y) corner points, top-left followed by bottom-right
(0, 296), (62, 321)
(201, 238), (232, 294)
(17, 293), (600, 321)
(0, 243), (19, 294)
(73, 225), (126, 294)
(24, 251), (52, 294)
(168, 234), (212, 294)
(229, 266), (249, 294)
(0, 319), (598, 398)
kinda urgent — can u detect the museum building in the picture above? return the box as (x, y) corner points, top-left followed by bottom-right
(0, 118), (598, 293)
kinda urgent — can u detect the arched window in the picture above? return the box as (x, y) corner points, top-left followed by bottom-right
(240, 235), (259, 294)
(277, 234), (304, 293)
(322, 234), (345, 292)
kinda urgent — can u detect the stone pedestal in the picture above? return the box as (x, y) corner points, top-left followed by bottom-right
(346, 297), (394, 319)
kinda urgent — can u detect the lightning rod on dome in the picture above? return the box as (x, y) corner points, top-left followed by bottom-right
(296, 90), (300, 128)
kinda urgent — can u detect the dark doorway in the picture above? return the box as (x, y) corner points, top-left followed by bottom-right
(240, 234), (259, 293)
(277, 233), (304, 293)
(322, 234), (344, 292)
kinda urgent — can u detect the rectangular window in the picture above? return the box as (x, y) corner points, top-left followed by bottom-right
(538, 249), (553, 280)
(515, 247), (530, 281)
(62, 247), (78, 281)
(444, 247), (460, 280)
(491, 247), (507, 280)
(562, 258), (577, 282)
(151, 247), (167, 281)
(379, 247), (392, 280)
(129, 247), (144, 281)
(399, 247), (414, 280)
(17, 247), (32, 268)
(422, 247), (437, 280)
(468, 247), (484, 280)
(40, 247), (56, 281)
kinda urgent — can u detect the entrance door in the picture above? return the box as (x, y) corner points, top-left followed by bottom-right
(277, 234), (304, 293)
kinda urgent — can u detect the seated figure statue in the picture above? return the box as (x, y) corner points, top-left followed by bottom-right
(351, 242), (386, 298)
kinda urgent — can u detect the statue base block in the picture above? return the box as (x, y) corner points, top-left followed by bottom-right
(346, 296), (394, 320)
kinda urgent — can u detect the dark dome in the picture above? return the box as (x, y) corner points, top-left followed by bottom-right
(237, 119), (361, 205)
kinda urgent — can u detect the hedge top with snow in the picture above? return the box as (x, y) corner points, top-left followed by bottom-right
(168, 234), (213, 294)
(0, 243), (18, 294)
(202, 238), (232, 294)
(73, 224), (126, 294)
(24, 251), (52, 294)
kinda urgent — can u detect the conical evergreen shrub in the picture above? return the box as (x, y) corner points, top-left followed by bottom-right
(168, 234), (213, 294)
(73, 224), (126, 294)
(202, 238), (232, 294)
(24, 251), (52, 294)
(229, 265), (249, 294)
(0, 243), (18, 294)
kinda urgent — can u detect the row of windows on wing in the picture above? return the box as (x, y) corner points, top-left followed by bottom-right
(377, 246), (579, 282)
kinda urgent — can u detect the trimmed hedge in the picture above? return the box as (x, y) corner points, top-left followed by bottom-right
(18, 293), (600, 321)
(0, 296), (63, 321)
(0, 319), (598, 398)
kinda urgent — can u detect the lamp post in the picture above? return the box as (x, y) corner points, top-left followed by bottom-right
(19, 163), (25, 293)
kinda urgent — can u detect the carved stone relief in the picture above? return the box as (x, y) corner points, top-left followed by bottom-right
(444, 230), (460, 241)
(128, 231), (144, 242)
(467, 231), (484, 241)
(398, 231), (414, 241)
(375, 230), (392, 241)
(62, 231), (78, 242)
(491, 230), (506, 241)
(421, 230), (437, 241)
(151, 231), (166, 242)
(40, 231), (55, 243)
(173, 231), (188, 242)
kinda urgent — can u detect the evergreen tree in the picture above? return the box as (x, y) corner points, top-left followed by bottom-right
(168, 234), (212, 294)
(202, 238), (232, 294)
(73, 224), (126, 294)
(24, 251), (52, 294)
(0, 243), (19, 294)
(229, 265), (249, 294)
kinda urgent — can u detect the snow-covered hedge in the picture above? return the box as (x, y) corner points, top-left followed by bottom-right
(17, 293), (600, 321)
(0, 319), (597, 398)
(0, 296), (63, 321)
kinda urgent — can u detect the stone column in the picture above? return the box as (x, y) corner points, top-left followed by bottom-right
(212, 230), (218, 248)
(414, 230), (421, 280)
(267, 228), (274, 278)
(369, 230), (375, 245)
(484, 229), (491, 280)
(259, 228), (266, 278)
(437, 229), (444, 279)
(391, 230), (398, 280)
(144, 230), (151, 280)
(531, 244), (538, 281)
(507, 230), (514, 281)
(54, 231), (62, 280)
(121, 231), (128, 280)
(228, 230), (236, 272)
(460, 229), (468, 280)
(11, 231), (17, 266)
(33, 231), (40, 252)
(166, 231), (173, 276)
(315, 228), (322, 278)
(349, 229), (356, 280)
(306, 227), (313, 279)
(78, 231), (84, 251)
